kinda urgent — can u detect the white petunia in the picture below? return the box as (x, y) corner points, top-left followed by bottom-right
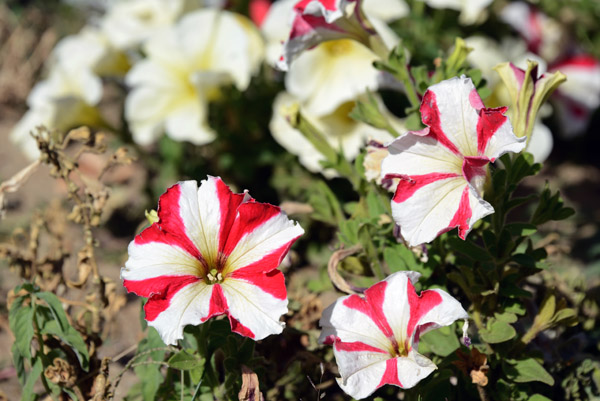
(124, 9), (264, 146)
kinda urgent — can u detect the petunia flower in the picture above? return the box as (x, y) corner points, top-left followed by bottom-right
(276, 0), (400, 71)
(381, 76), (526, 246)
(422, 0), (493, 25)
(121, 177), (304, 345)
(262, 0), (406, 67)
(124, 9), (264, 146)
(549, 55), (600, 137)
(10, 61), (103, 160)
(270, 92), (399, 177)
(319, 271), (469, 399)
(499, 2), (566, 64)
(100, 0), (221, 50)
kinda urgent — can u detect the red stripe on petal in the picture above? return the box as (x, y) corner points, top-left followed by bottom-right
(462, 156), (489, 184)
(389, 173), (459, 204)
(343, 281), (395, 339)
(228, 315), (255, 338)
(551, 54), (600, 70)
(420, 90), (461, 155)
(215, 178), (250, 253)
(469, 88), (484, 109)
(377, 359), (403, 389)
(476, 107), (509, 155)
(229, 269), (287, 300)
(233, 240), (299, 273)
(334, 341), (387, 354)
(222, 202), (281, 256)
(124, 275), (200, 322)
(445, 186), (472, 240)
(135, 184), (201, 260)
(405, 280), (442, 340)
(202, 284), (228, 322)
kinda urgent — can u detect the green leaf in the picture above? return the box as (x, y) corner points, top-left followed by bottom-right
(505, 223), (537, 237)
(168, 350), (205, 371)
(133, 327), (166, 401)
(419, 325), (460, 356)
(495, 312), (518, 323)
(12, 343), (26, 386)
(36, 292), (71, 333)
(551, 308), (578, 326)
(447, 237), (492, 262)
(22, 357), (44, 401)
(40, 320), (89, 371)
(529, 395), (552, 401)
(480, 319), (516, 344)
(505, 358), (555, 386)
(8, 296), (34, 360)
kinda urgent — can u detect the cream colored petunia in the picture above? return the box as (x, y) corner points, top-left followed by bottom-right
(124, 9), (265, 146)
(270, 91), (400, 177)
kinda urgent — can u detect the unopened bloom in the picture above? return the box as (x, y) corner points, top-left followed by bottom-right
(319, 271), (468, 399)
(121, 177), (304, 345)
(381, 76), (525, 246)
(124, 9), (264, 146)
(494, 60), (566, 143)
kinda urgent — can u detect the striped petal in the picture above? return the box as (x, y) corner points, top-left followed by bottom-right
(277, 0), (375, 71)
(319, 272), (468, 399)
(381, 76), (524, 246)
(221, 277), (289, 340)
(121, 177), (304, 344)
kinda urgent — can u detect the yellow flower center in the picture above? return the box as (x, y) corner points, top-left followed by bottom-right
(321, 39), (355, 57)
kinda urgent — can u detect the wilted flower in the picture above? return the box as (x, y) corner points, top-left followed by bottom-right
(124, 9), (264, 146)
(121, 177), (304, 345)
(381, 76), (525, 246)
(319, 271), (469, 399)
(270, 92), (397, 176)
(264, 0), (405, 69)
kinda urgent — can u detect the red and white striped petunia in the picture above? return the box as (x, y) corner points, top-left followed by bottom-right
(319, 271), (469, 399)
(121, 177), (304, 345)
(277, 0), (376, 71)
(381, 76), (526, 246)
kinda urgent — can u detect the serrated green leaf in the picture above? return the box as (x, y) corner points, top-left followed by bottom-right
(480, 319), (516, 343)
(168, 350), (204, 371)
(505, 358), (555, 386)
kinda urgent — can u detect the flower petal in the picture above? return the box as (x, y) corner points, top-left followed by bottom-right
(145, 281), (213, 345)
(224, 202), (304, 273)
(221, 277), (288, 340)
(390, 174), (493, 246)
